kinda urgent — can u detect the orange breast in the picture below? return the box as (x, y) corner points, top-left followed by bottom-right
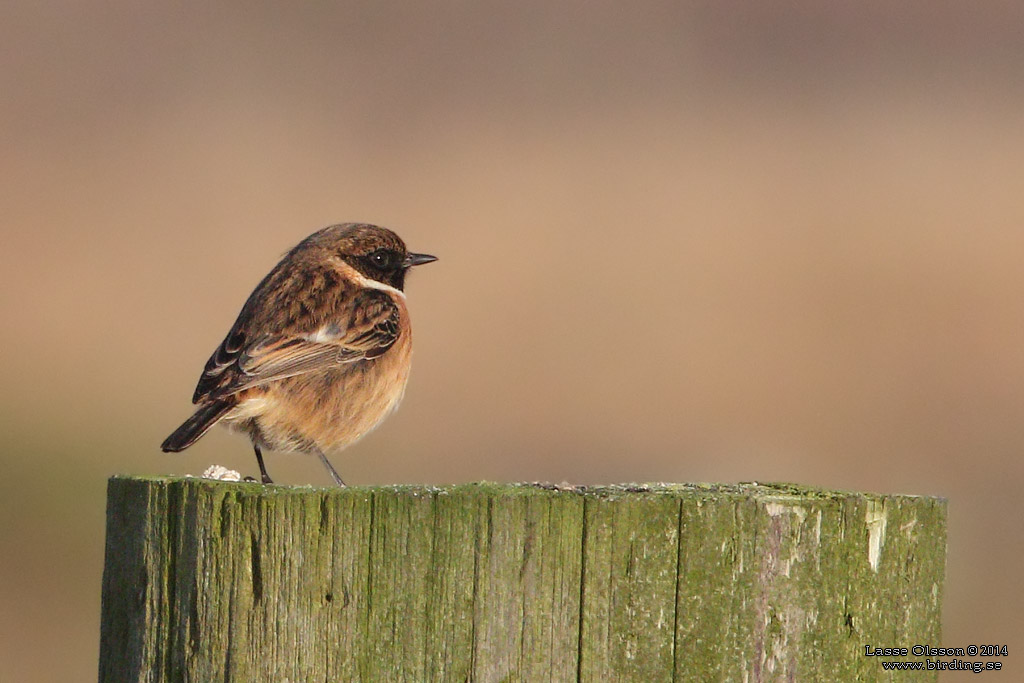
(223, 313), (414, 454)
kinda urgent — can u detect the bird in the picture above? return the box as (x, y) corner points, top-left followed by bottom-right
(160, 223), (437, 486)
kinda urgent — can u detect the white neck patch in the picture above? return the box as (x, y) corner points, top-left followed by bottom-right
(330, 256), (407, 299)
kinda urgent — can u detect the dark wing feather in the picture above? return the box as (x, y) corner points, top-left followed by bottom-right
(193, 280), (402, 403)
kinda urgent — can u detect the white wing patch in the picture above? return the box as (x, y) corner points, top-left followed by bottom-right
(305, 321), (347, 343)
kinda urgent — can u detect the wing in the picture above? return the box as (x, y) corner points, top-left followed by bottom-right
(193, 287), (401, 403)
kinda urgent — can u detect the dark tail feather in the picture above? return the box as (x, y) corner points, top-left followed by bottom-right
(161, 400), (235, 452)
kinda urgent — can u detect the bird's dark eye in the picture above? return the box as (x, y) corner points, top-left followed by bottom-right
(368, 249), (397, 269)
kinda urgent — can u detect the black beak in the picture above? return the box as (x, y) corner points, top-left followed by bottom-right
(404, 252), (438, 268)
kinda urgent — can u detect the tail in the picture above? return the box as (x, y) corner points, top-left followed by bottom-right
(161, 400), (235, 452)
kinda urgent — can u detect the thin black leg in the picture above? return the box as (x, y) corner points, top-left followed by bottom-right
(314, 447), (346, 487)
(253, 444), (273, 484)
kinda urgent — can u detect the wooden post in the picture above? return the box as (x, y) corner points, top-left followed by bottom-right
(99, 477), (946, 681)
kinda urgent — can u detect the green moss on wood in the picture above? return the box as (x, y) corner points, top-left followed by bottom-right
(99, 476), (947, 682)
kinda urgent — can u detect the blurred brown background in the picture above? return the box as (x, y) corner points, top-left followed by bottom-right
(2, 1), (1022, 680)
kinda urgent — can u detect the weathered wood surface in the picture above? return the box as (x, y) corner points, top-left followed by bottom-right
(99, 477), (946, 682)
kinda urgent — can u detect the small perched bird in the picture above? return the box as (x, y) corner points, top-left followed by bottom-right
(161, 223), (437, 485)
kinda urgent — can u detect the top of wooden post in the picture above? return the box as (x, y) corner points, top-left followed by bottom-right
(106, 473), (945, 501)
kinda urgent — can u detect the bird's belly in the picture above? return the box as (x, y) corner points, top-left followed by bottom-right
(224, 342), (412, 454)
